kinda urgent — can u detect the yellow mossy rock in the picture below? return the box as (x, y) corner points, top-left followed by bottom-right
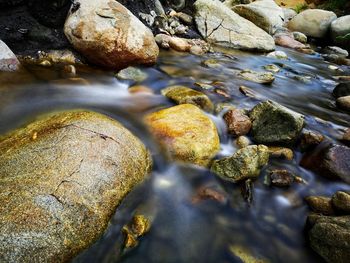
(145, 104), (220, 166)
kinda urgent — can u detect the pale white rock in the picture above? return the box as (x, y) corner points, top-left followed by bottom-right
(232, 0), (284, 34)
(194, 0), (275, 52)
(64, 0), (159, 69)
(288, 9), (337, 38)
(0, 40), (20, 71)
(331, 15), (350, 45)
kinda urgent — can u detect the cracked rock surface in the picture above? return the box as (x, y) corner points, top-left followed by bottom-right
(0, 110), (152, 262)
(194, 0), (275, 52)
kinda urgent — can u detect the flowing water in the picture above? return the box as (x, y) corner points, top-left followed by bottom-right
(1, 46), (350, 263)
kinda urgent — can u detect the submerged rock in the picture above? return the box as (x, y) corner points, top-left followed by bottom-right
(300, 144), (350, 184)
(223, 109), (252, 137)
(0, 40), (20, 71)
(324, 46), (348, 58)
(237, 70), (275, 84)
(249, 101), (305, 145)
(211, 145), (269, 183)
(0, 110), (152, 262)
(145, 104), (220, 166)
(308, 215), (350, 263)
(288, 9), (337, 38)
(64, 0), (159, 69)
(161, 85), (214, 112)
(300, 130), (324, 152)
(232, 0), (284, 34)
(194, 0), (275, 52)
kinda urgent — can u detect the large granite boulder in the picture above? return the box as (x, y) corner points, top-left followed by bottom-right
(232, 0), (284, 34)
(194, 0), (275, 52)
(288, 9), (337, 38)
(64, 0), (159, 69)
(145, 104), (220, 166)
(0, 110), (152, 262)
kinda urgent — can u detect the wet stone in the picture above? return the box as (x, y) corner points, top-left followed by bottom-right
(267, 169), (295, 187)
(237, 69), (275, 84)
(268, 146), (294, 160)
(305, 196), (334, 215)
(332, 191), (350, 215)
(161, 85), (214, 112)
(263, 64), (280, 73)
(223, 109), (252, 137)
(122, 215), (150, 249)
(332, 82), (350, 98)
(116, 67), (148, 83)
(336, 96), (350, 111)
(236, 136), (251, 149)
(300, 129), (324, 151)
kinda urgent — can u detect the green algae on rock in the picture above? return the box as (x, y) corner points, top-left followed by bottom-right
(161, 85), (214, 112)
(145, 104), (220, 166)
(250, 100), (305, 145)
(0, 110), (152, 263)
(211, 145), (269, 183)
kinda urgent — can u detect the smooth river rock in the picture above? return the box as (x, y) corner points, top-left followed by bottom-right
(194, 0), (275, 52)
(0, 40), (20, 71)
(232, 0), (284, 34)
(0, 111), (152, 262)
(249, 100), (305, 145)
(145, 104), (220, 166)
(211, 145), (269, 183)
(288, 9), (337, 38)
(331, 15), (350, 46)
(64, 0), (159, 69)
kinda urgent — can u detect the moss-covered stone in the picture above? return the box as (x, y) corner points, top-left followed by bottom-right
(161, 85), (214, 112)
(145, 104), (220, 166)
(250, 100), (304, 145)
(0, 110), (152, 262)
(211, 145), (269, 183)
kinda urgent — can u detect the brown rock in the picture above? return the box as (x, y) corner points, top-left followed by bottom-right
(336, 96), (350, 111)
(268, 169), (295, 187)
(268, 146), (294, 160)
(300, 129), (324, 151)
(305, 196), (334, 215)
(223, 109), (252, 137)
(332, 191), (350, 215)
(274, 34), (306, 49)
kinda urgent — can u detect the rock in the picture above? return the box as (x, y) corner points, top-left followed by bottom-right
(305, 196), (334, 215)
(194, 0), (275, 52)
(128, 85), (154, 95)
(293, 32), (307, 43)
(229, 244), (269, 263)
(308, 215), (350, 263)
(300, 144), (350, 183)
(283, 8), (297, 25)
(192, 186), (227, 204)
(145, 104), (220, 166)
(37, 50), (82, 65)
(64, 0), (159, 69)
(268, 146), (294, 160)
(324, 46), (348, 58)
(263, 64), (280, 73)
(300, 130), (324, 151)
(161, 86), (214, 112)
(0, 40), (20, 71)
(211, 145), (269, 183)
(237, 70), (275, 84)
(343, 128), (350, 144)
(0, 110), (152, 262)
(122, 214), (150, 249)
(232, 0), (284, 34)
(249, 100), (305, 145)
(332, 191), (350, 215)
(331, 15), (350, 46)
(267, 169), (295, 187)
(223, 109), (252, 137)
(236, 136), (251, 149)
(288, 9), (337, 38)
(154, 34), (209, 54)
(116, 67), (148, 82)
(336, 96), (350, 111)
(267, 51), (288, 60)
(274, 34), (306, 50)
(333, 82), (350, 98)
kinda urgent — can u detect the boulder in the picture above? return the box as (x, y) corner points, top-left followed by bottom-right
(211, 145), (269, 183)
(288, 9), (337, 38)
(0, 40), (20, 71)
(194, 0), (275, 52)
(300, 144), (350, 184)
(331, 15), (350, 47)
(333, 82), (350, 98)
(64, 0), (159, 69)
(161, 85), (214, 112)
(223, 109), (252, 137)
(249, 100), (305, 145)
(308, 215), (350, 263)
(0, 110), (152, 262)
(232, 0), (284, 34)
(145, 104), (220, 166)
